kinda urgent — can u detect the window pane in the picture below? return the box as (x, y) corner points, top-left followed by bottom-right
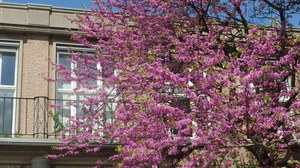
(57, 54), (71, 90)
(88, 61), (98, 86)
(76, 95), (86, 116)
(1, 52), (16, 86)
(56, 93), (72, 126)
(102, 61), (114, 78)
(77, 54), (97, 87)
(106, 101), (116, 122)
(0, 91), (14, 135)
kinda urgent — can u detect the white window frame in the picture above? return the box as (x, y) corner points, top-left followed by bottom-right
(279, 75), (293, 103)
(0, 41), (19, 135)
(56, 45), (116, 124)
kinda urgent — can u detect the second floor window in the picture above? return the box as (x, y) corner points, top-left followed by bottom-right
(55, 45), (116, 126)
(0, 41), (18, 135)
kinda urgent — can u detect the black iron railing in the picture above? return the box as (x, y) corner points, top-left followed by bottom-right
(0, 96), (73, 139)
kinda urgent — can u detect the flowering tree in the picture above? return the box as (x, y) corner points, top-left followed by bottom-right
(52, 0), (300, 167)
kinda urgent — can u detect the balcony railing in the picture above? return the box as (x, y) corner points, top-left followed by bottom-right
(0, 96), (74, 139)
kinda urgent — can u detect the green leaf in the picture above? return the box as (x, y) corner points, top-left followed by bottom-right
(264, 94), (270, 104)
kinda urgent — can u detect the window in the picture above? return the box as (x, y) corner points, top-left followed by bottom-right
(0, 41), (18, 135)
(279, 75), (294, 103)
(55, 46), (116, 127)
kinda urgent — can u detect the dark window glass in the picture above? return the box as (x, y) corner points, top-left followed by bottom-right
(1, 52), (16, 86)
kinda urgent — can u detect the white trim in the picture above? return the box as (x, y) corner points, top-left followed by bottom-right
(57, 51), (72, 55)
(0, 48), (17, 53)
(0, 41), (19, 47)
(0, 85), (15, 90)
(0, 43), (18, 135)
(0, 137), (60, 145)
(0, 54), (2, 85)
(56, 50), (78, 123)
(279, 76), (293, 103)
(56, 45), (95, 53)
(56, 45), (117, 124)
(11, 46), (19, 136)
(97, 63), (103, 90)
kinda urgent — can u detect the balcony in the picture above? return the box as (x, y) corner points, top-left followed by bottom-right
(0, 96), (73, 139)
(0, 98), (117, 167)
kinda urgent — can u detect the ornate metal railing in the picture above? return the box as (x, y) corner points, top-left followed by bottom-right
(0, 96), (72, 139)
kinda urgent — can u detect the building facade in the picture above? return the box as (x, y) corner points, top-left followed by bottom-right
(0, 3), (115, 168)
(1, 2), (300, 168)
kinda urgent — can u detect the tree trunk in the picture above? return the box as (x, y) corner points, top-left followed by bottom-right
(246, 145), (275, 167)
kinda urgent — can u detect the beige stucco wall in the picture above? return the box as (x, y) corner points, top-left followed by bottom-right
(0, 7), (28, 25)
(21, 34), (50, 97)
(0, 3), (82, 29)
(18, 34), (49, 137)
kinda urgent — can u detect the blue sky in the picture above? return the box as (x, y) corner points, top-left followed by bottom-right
(2, 0), (92, 9)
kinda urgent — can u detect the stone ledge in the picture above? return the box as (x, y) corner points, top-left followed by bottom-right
(0, 137), (60, 146)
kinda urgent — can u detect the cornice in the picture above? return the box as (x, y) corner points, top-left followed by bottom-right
(0, 23), (77, 36)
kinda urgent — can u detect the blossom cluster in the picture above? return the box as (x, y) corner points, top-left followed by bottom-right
(51, 0), (300, 167)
